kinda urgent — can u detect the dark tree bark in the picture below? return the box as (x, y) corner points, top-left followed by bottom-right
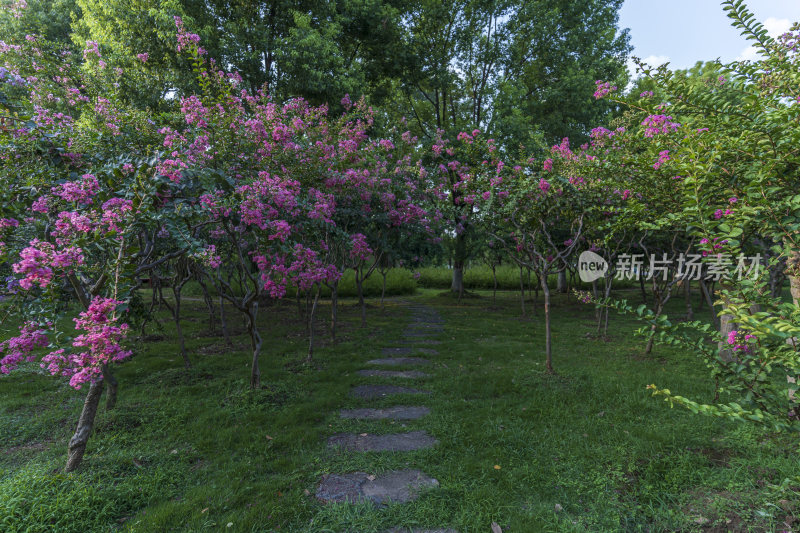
(540, 272), (553, 373)
(65, 380), (104, 472)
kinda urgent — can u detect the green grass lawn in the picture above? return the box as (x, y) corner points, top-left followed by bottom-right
(1, 287), (799, 532)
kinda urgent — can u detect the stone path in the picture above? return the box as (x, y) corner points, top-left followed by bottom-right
(357, 369), (430, 379)
(316, 302), (456, 531)
(367, 357), (431, 366)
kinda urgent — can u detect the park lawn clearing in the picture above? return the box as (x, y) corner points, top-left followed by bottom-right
(1, 289), (798, 532)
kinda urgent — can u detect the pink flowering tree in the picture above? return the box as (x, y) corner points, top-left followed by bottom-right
(482, 144), (597, 372)
(576, 2), (800, 430)
(424, 129), (509, 297)
(0, 26), (219, 471)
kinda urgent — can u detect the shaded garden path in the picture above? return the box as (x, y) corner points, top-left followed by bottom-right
(316, 302), (457, 533)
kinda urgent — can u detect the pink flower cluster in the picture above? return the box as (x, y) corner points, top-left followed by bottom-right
(41, 297), (132, 389)
(195, 244), (222, 269)
(653, 150), (670, 170)
(83, 40), (101, 60)
(641, 115), (680, 137)
(12, 239), (84, 289)
(51, 174), (99, 204)
(350, 233), (372, 261)
(593, 80), (617, 99)
(726, 330), (756, 353)
(52, 211), (94, 244)
(100, 198), (133, 232)
(174, 17), (202, 53)
(538, 178), (551, 193)
(0, 322), (48, 374)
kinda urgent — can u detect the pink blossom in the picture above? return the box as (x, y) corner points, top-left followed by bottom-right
(539, 178), (551, 193)
(0, 322), (48, 374)
(12, 239), (84, 289)
(653, 150), (670, 170)
(593, 80), (617, 99)
(194, 245), (222, 269)
(350, 233), (372, 261)
(51, 174), (99, 204)
(41, 297), (132, 388)
(641, 115), (680, 137)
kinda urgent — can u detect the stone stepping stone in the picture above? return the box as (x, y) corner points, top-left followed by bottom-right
(351, 384), (430, 399)
(328, 430), (437, 452)
(358, 369), (430, 379)
(405, 324), (444, 331)
(398, 339), (442, 345)
(382, 347), (439, 356)
(402, 332), (439, 339)
(316, 469), (439, 505)
(340, 406), (430, 420)
(367, 357), (431, 366)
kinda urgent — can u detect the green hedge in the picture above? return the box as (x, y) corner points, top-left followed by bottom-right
(180, 268), (417, 299)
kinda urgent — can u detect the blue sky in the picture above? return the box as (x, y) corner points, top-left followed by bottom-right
(619, 0), (800, 73)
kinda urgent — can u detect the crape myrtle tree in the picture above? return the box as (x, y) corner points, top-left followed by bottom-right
(562, 105), (695, 353)
(478, 142), (596, 373)
(0, 12), (434, 469)
(0, 31), (202, 470)
(159, 23), (433, 383)
(579, 1), (800, 432)
(391, 0), (630, 293)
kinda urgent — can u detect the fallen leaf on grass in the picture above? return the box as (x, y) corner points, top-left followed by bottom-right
(491, 522), (502, 533)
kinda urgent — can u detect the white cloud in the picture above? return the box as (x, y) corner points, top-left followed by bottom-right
(737, 17), (792, 61)
(764, 16), (793, 36)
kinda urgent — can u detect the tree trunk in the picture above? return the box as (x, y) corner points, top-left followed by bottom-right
(246, 304), (262, 389)
(330, 282), (339, 342)
(451, 262), (464, 296)
(639, 274), (648, 305)
(644, 303), (663, 355)
(380, 271), (388, 309)
(699, 279), (720, 329)
(557, 270), (568, 293)
(492, 264), (497, 305)
(173, 287), (191, 369)
(540, 272), (553, 373)
(197, 277), (217, 332)
(219, 293), (231, 346)
(789, 259), (800, 306)
(518, 266), (526, 318)
(307, 285), (320, 362)
(592, 279), (601, 333)
(357, 270), (366, 328)
(65, 379), (104, 472)
(602, 274), (613, 337)
(451, 232), (466, 296)
(684, 280), (694, 321)
(717, 295), (737, 362)
(102, 364), (118, 410)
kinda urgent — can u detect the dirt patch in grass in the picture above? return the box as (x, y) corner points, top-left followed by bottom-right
(686, 446), (735, 467)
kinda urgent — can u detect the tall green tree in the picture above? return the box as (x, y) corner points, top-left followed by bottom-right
(70, 0), (411, 108)
(393, 0), (629, 292)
